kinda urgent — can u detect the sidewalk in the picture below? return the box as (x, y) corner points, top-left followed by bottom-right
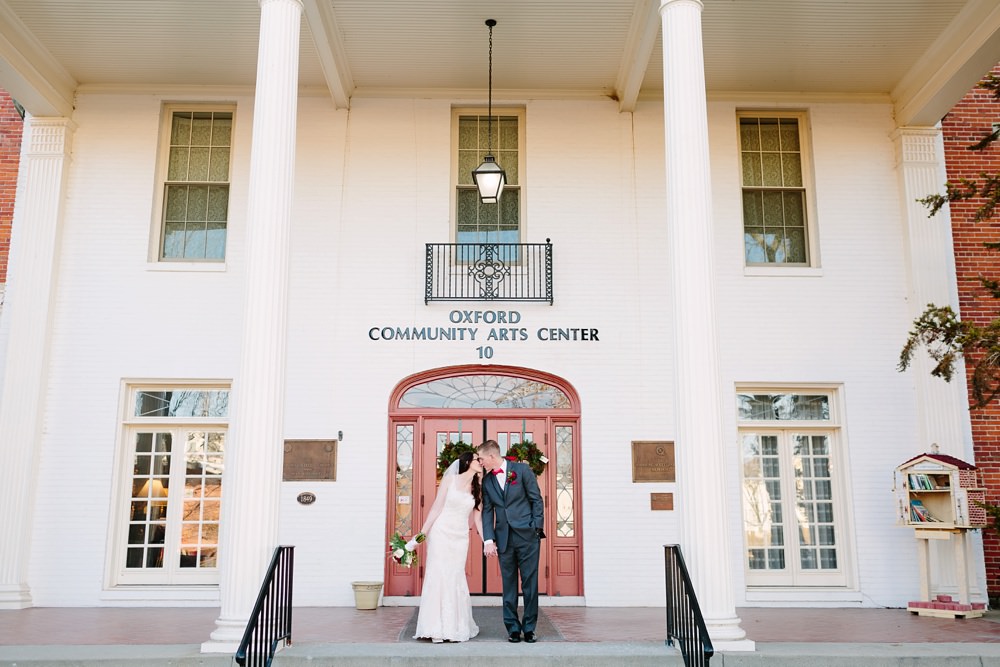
(2, 606), (1000, 667)
(1, 605), (998, 645)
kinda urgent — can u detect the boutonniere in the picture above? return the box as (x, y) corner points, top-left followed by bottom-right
(507, 470), (517, 485)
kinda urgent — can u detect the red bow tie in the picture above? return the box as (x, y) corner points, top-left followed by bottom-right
(492, 469), (504, 475)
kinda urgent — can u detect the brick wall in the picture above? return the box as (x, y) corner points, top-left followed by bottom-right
(0, 90), (22, 285)
(940, 65), (1000, 600)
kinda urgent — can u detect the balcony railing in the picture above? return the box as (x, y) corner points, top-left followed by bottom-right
(425, 240), (553, 304)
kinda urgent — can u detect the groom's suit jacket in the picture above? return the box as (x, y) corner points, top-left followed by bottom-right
(481, 460), (544, 553)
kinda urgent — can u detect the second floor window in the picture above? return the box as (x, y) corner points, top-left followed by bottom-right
(157, 108), (234, 261)
(739, 113), (813, 266)
(455, 111), (522, 247)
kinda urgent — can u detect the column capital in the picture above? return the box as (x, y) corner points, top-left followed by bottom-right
(891, 126), (941, 165)
(259, 0), (303, 8)
(24, 117), (75, 156)
(661, 0), (704, 12)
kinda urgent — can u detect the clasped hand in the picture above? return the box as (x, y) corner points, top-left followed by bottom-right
(483, 542), (498, 557)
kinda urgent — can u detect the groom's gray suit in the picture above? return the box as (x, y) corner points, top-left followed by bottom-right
(481, 460), (544, 636)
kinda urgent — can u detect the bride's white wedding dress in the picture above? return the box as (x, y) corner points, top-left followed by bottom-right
(413, 475), (479, 642)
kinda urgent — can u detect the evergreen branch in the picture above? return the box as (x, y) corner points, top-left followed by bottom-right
(968, 128), (1000, 152)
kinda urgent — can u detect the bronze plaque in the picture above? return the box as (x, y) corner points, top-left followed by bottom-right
(631, 441), (675, 483)
(283, 440), (337, 481)
(650, 493), (674, 511)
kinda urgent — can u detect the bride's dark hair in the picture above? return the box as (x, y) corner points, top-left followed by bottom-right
(457, 451), (482, 510)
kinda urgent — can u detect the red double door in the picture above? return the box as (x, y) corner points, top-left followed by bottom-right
(386, 416), (582, 598)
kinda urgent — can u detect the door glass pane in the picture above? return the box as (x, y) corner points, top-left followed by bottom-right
(436, 431), (474, 452)
(793, 434), (838, 570)
(555, 426), (574, 537)
(495, 429), (534, 456)
(742, 434), (785, 571)
(127, 432), (171, 569)
(179, 430), (224, 569)
(394, 425), (414, 536)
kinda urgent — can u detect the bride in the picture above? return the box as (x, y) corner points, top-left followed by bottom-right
(413, 451), (485, 643)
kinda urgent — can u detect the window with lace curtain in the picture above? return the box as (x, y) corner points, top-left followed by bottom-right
(153, 106), (234, 261)
(739, 112), (817, 266)
(454, 109), (523, 251)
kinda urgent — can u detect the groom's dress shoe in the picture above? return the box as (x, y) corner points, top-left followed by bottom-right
(508, 632), (521, 643)
(523, 631), (537, 643)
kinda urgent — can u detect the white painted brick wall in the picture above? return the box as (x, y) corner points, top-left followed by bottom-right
(18, 92), (972, 609)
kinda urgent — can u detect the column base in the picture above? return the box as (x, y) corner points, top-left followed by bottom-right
(0, 584), (32, 609)
(201, 614), (247, 654)
(706, 613), (753, 650)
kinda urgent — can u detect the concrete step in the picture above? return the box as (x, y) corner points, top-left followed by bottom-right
(273, 641), (683, 666)
(722, 644), (1000, 667)
(4, 642), (1000, 667)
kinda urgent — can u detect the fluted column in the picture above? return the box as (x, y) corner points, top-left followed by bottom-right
(660, 0), (751, 648)
(203, 0), (301, 652)
(0, 117), (73, 609)
(893, 128), (980, 600)
(892, 128), (970, 456)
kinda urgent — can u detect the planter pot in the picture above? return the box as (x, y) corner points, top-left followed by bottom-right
(351, 581), (383, 610)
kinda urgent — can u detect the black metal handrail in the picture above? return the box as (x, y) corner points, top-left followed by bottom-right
(425, 240), (553, 303)
(234, 545), (294, 667)
(664, 544), (714, 666)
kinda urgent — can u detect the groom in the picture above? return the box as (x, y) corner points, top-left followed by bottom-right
(477, 439), (545, 643)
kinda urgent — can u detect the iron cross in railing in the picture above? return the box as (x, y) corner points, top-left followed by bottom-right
(468, 244), (512, 299)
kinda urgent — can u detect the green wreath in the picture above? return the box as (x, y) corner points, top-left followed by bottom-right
(505, 441), (547, 477)
(437, 441), (476, 479)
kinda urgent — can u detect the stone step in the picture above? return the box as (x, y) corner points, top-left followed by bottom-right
(3, 642), (1000, 667)
(273, 641), (683, 666)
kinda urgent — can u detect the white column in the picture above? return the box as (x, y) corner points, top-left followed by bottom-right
(660, 0), (751, 649)
(893, 128), (983, 602)
(892, 128), (971, 457)
(203, 0), (301, 652)
(0, 117), (73, 609)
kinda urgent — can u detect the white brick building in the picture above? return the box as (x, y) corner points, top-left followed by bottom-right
(0, 0), (996, 651)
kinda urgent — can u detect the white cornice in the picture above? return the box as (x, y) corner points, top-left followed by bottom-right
(703, 91), (892, 105)
(615, 0), (661, 113)
(72, 84), (893, 109)
(74, 84), (342, 100)
(893, 0), (1000, 127)
(301, 0), (353, 110)
(0, 0), (76, 117)
(349, 87), (618, 102)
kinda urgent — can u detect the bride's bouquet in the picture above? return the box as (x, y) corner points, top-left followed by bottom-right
(388, 531), (425, 568)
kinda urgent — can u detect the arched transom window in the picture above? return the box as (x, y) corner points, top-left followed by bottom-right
(399, 374), (571, 410)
